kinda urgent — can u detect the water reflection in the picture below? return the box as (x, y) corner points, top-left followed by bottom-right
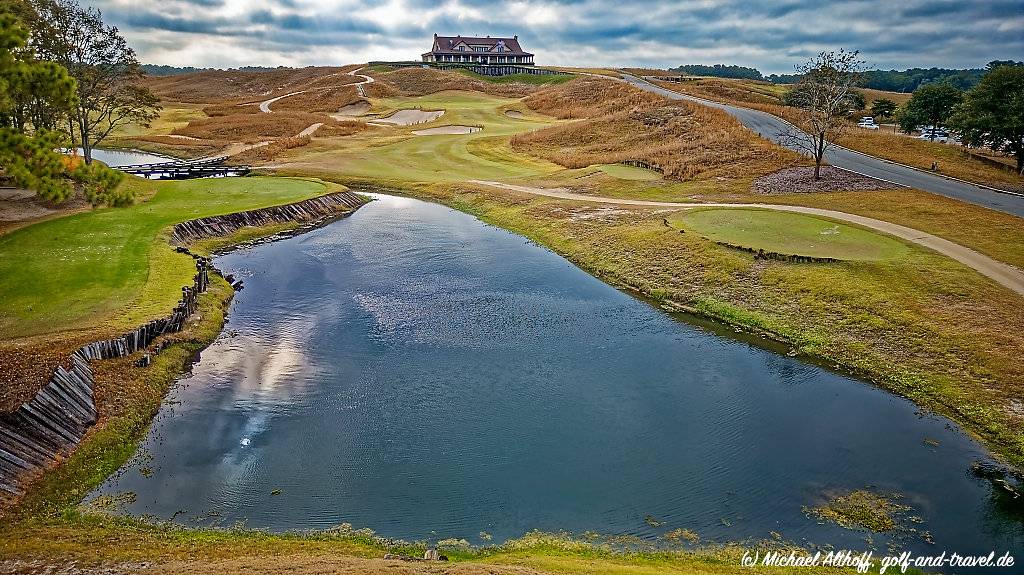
(89, 194), (1022, 567)
(71, 148), (172, 167)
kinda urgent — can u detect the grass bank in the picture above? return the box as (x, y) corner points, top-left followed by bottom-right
(0, 176), (336, 341)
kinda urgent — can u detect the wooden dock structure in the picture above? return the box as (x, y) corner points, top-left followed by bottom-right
(114, 156), (250, 180)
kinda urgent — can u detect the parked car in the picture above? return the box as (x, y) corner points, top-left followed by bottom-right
(857, 118), (879, 130)
(918, 129), (950, 143)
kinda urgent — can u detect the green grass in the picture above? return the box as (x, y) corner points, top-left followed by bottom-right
(112, 102), (208, 138)
(596, 163), (664, 181)
(278, 91), (564, 184)
(676, 208), (911, 260)
(453, 68), (575, 85)
(0, 176), (333, 340)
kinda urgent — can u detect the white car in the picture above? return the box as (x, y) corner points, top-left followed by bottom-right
(918, 130), (949, 143)
(857, 120), (879, 130)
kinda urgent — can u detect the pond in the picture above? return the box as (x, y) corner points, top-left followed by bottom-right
(76, 148), (172, 167)
(88, 194), (1022, 563)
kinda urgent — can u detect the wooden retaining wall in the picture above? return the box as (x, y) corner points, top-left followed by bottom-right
(0, 191), (367, 497)
(620, 159), (665, 174)
(170, 191), (367, 245)
(0, 256), (209, 496)
(716, 241), (841, 264)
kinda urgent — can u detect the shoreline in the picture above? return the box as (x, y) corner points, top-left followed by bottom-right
(0, 190), (368, 508)
(0, 185), (1018, 574)
(345, 182), (1024, 480)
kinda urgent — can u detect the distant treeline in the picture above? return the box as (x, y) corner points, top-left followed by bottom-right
(673, 61), (1023, 92)
(141, 64), (297, 76)
(671, 64), (764, 80)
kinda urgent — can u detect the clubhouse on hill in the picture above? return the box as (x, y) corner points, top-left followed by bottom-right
(422, 34), (535, 65)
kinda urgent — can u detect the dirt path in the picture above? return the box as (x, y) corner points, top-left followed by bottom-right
(469, 180), (1024, 296)
(349, 66), (375, 97)
(297, 123), (323, 137)
(258, 67), (375, 114)
(258, 91), (305, 113)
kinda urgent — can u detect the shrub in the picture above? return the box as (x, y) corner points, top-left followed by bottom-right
(70, 161), (129, 206)
(0, 128), (73, 203)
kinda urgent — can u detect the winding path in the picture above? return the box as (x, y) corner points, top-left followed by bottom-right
(258, 66), (376, 113)
(618, 74), (1024, 217)
(348, 66), (374, 97)
(259, 91), (304, 113)
(469, 180), (1024, 296)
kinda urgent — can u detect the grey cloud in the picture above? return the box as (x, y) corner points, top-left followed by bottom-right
(87, 0), (1024, 72)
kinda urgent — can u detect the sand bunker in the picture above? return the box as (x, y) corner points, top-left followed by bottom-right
(0, 188), (88, 230)
(505, 110), (525, 118)
(412, 125), (481, 136)
(331, 101), (370, 119)
(372, 109), (444, 126)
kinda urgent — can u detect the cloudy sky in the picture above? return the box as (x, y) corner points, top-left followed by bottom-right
(92, 0), (1023, 73)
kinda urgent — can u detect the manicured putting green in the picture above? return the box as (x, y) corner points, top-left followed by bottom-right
(677, 208), (910, 261)
(596, 163), (662, 181)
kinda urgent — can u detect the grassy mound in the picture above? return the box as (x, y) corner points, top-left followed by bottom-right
(145, 66), (361, 104)
(513, 77), (804, 181)
(676, 208), (910, 260)
(366, 66), (556, 99)
(452, 68), (574, 85)
(172, 111), (334, 142)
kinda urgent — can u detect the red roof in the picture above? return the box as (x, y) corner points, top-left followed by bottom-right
(424, 35), (533, 56)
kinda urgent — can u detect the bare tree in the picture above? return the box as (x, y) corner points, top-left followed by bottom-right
(29, 0), (159, 164)
(781, 49), (865, 180)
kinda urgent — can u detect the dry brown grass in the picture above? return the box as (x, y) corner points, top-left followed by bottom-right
(316, 120), (367, 138)
(547, 67), (622, 78)
(859, 87), (912, 106)
(621, 68), (679, 77)
(229, 137), (311, 164)
(833, 129), (1024, 190)
(650, 79), (1024, 190)
(520, 76), (663, 118)
(513, 77), (804, 181)
(123, 135), (225, 158)
(366, 67), (549, 99)
(145, 66), (361, 104)
(172, 112), (334, 142)
(272, 85), (364, 113)
(659, 78), (788, 107)
(202, 102), (261, 117)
